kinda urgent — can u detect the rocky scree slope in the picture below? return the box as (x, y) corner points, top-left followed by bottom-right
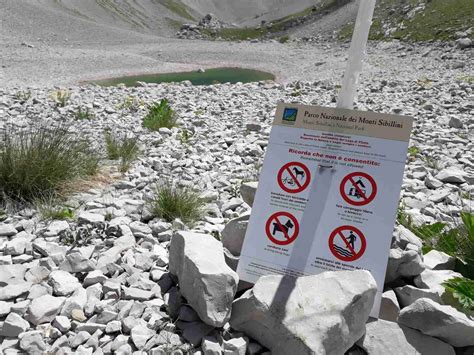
(0, 53), (473, 353)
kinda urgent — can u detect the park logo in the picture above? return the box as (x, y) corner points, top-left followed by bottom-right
(282, 107), (298, 124)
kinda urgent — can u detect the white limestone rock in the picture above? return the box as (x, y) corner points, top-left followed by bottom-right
(0, 281), (32, 300)
(240, 182), (258, 207)
(414, 269), (463, 294)
(394, 285), (442, 307)
(423, 250), (456, 270)
(379, 289), (400, 322)
(169, 231), (238, 327)
(48, 270), (81, 296)
(78, 211), (105, 225)
(357, 319), (455, 355)
(221, 214), (249, 256)
(0, 312), (30, 337)
(25, 294), (66, 325)
(385, 248), (424, 283)
(0, 223), (17, 237)
(230, 270), (377, 355)
(398, 298), (474, 347)
(435, 167), (467, 184)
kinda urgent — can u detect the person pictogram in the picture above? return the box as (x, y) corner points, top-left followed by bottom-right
(346, 230), (357, 250)
(328, 225), (366, 262)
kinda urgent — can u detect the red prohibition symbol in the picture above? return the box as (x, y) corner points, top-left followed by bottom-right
(277, 161), (311, 194)
(265, 211), (300, 246)
(340, 172), (377, 206)
(328, 225), (366, 262)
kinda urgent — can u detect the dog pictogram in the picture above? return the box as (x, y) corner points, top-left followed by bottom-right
(265, 211), (300, 246)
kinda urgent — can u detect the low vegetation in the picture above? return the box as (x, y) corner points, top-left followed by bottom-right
(50, 89), (71, 107)
(14, 90), (32, 104)
(398, 208), (474, 278)
(143, 99), (177, 131)
(158, 0), (195, 21)
(37, 199), (75, 220)
(149, 183), (204, 225)
(104, 130), (140, 172)
(443, 277), (474, 312)
(117, 95), (144, 112)
(204, 0), (348, 41)
(339, 0), (474, 42)
(178, 129), (192, 145)
(0, 125), (99, 202)
(73, 106), (94, 120)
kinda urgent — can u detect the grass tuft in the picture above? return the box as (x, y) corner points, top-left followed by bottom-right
(104, 130), (140, 172)
(117, 95), (144, 112)
(148, 183), (204, 225)
(14, 90), (32, 104)
(0, 125), (99, 202)
(73, 107), (94, 120)
(37, 197), (75, 220)
(143, 99), (177, 131)
(50, 89), (71, 107)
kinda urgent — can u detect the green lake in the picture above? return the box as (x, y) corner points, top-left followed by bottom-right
(90, 67), (275, 87)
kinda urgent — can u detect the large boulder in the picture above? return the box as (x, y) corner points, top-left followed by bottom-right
(230, 270), (377, 355)
(398, 298), (474, 347)
(221, 214), (249, 256)
(357, 319), (455, 354)
(169, 231), (239, 327)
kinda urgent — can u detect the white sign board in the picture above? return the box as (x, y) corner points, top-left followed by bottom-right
(237, 103), (413, 317)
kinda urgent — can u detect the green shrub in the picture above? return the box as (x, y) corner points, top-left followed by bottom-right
(73, 107), (94, 120)
(104, 130), (140, 172)
(278, 35), (290, 43)
(399, 209), (474, 278)
(143, 99), (177, 131)
(0, 125), (99, 202)
(50, 89), (71, 107)
(443, 277), (474, 312)
(149, 183), (204, 225)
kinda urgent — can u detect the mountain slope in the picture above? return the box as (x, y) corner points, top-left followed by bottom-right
(338, 0), (474, 41)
